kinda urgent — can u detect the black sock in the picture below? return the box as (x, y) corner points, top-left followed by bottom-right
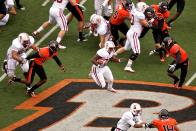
(29, 84), (39, 92)
(79, 32), (83, 39)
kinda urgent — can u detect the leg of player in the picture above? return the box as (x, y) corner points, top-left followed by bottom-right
(91, 66), (106, 88)
(178, 61), (188, 88)
(27, 65), (47, 97)
(104, 66), (116, 93)
(124, 30), (140, 73)
(167, 62), (179, 88)
(32, 21), (51, 38)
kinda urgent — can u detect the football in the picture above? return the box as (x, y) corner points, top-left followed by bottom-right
(97, 59), (106, 65)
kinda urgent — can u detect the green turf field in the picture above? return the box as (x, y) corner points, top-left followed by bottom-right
(0, 0), (195, 129)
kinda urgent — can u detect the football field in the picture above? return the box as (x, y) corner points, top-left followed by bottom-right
(0, 0), (196, 130)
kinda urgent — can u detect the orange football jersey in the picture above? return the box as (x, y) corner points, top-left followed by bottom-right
(110, 4), (130, 25)
(152, 117), (177, 131)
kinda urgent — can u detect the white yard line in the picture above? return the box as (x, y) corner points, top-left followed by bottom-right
(185, 72), (196, 86)
(0, 0), (87, 82)
(42, 0), (50, 7)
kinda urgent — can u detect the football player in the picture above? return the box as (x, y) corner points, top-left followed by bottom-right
(146, 109), (180, 131)
(0, 0), (6, 20)
(32, 0), (68, 49)
(109, 0), (133, 47)
(114, 2), (151, 73)
(26, 41), (65, 97)
(163, 37), (189, 89)
(149, 1), (171, 62)
(94, 0), (113, 20)
(89, 14), (111, 48)
(0, 0), (17, 26)
(90, 41), (121, 93)
(167, 0), (185, 26)
(3, 33), (39, 86)
(66, 0), (87, 42)
(111, 103), (147, 131)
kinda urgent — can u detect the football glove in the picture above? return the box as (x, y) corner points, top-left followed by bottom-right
(169, 64), (176, 72)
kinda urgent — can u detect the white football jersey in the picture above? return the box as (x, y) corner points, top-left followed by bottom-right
(96, 48), (114, 65)
(51, 0), (69, 10)
(7, 36), (34, 58)
(130, 9), (145, 36)
(5, 0), (14, 8)
(96, 17), (110, 36)
(116, 111), (142, 131)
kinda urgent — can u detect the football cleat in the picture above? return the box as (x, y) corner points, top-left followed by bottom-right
(2, 59), (7, 74)
(77, 36), (88, 42)
(31, 31), (40, 38)
(58, 44), (66, 49)
(124, 66), (135, 73)
(174, 78), (179, 88)
(107, 87), (117, 93)
(149, 50), (156, 56)
(27, 90), (36, 97)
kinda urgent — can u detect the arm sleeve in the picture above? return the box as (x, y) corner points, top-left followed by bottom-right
(26, 52), (40, 60)
(53, 56), (62, 66)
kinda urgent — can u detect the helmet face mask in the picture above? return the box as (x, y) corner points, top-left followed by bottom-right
(130, 103), (142, 115)
(144, 7), (155, 20)
(18, 33), (30, 48)
(105, 41), (115, 53)
(122, 0), (133, 11)
(159, 1), (168, 13)
(48, 41), (58, 52)
(163, 37), (173, 49)
(159, 109), (169, 119)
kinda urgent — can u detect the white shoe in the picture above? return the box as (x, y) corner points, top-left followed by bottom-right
(107, 87), (117, 93)
(149, 50), (156, 56)
(124, 66), (135, 73)
(58, 44), (66, 49)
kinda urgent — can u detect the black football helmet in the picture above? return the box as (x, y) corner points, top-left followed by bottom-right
(144, 7), (155, 20)
(48, 40), (58, 52)
(159, 1), (168, 13)
(159, 109), (169, 119)
(163, 37), (174, 49)
(122, 0), (133, 11)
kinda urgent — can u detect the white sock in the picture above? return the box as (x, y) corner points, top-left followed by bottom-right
(56, 37), (62, 43)
(37, 26), (44, 33)
(126, 59), (133, 67)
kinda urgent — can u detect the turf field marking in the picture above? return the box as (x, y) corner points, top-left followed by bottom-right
(42, 0), (50, 6)
(185, 72), (196, 86)
(0, 0), (87, 82)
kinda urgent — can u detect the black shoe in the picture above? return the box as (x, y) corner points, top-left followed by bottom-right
(77, 36), (88, 42)
(2, 60), (7, 74)
(27, 90), (36, 97)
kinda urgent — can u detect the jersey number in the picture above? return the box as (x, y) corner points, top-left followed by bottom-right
(54, 0), (63, 3)
(163, 125), (174, 131)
